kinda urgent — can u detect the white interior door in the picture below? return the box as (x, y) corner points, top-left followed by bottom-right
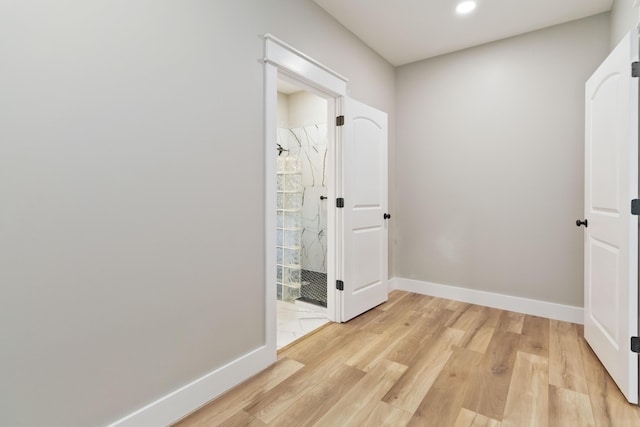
(340, 98), (388, 322)
(583, 30), (639, 404)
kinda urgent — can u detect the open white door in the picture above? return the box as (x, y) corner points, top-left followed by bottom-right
(583, 31), (639, 404)
(340, 98), (388, 322)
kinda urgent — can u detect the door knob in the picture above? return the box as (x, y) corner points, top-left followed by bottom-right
(576, 219), (588, 227)
(384, 213), (391, 220)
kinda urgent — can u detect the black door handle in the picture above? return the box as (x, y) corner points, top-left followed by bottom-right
(576, 219), (588, 227)
(384, 213), (391, 220)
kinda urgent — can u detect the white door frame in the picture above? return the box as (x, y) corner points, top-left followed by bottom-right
(263, 34), (347, 353)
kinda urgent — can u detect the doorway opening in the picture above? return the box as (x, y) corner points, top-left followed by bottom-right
(275, 78), (330, 349)
(264, 34), (349, 356)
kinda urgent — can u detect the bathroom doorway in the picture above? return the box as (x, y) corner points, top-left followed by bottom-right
(275, 78), (330, 349)
(265, 34), (388, 355)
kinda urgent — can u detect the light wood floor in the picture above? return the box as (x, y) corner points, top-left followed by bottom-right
(175, 291), (640, 427)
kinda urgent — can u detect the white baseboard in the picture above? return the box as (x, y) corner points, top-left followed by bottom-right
(107, 346), (275, 427)
(390, 277), (583, 324)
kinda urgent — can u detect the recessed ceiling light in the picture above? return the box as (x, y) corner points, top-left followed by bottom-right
(456, 1), (477, 14)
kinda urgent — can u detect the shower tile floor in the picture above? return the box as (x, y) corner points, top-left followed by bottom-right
(300, 269), (327, 307)
(277, 300), (328, 349)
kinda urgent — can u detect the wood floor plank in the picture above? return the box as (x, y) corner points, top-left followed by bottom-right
(410, 293), (437, 314)
(449, 304), (484, 331)
(385, 307), (450, 366)
(422, 300), (455, 319)
(217, 411), (266, 427)
(578, 336), (640, 427)
(549, 320), (589, 394)
(454, 408), (501, 427)
(358, 401), (413, 427)
(444, 302), (474, 327)
(445, 298), (469, 311)
(245, 332), (378, 423)
(465, 326), (495, 354)
(519, 315), (550, 358)
(364, 293), (430, 334)
(335, 306), (386, 335)
(407, 347), (483, 426)
(392, 291), (432, 310)
(463, 329), (521, 420)
(173, 357), (304, 426)
(501, 351), (549, 427)
(383, 327), (465, 413)
(345, 310), (418, 371)
(362, 306), (410, 335)
(496, 310), (525, 334)
(378, 290), (411, 312)
(420, 294), (455, 315)
(277, 323), (343, 363)
(292, 327), (377, 367)
(548, 385), (595, 427)
(483, 307), (504, 328)
(457, 305), (503, 354)
(311, 359), (408, 427)
(267, 363), (365, 427)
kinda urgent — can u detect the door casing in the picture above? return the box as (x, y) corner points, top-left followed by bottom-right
(264, 34), (347, 354)
(264, 35), (389, 353)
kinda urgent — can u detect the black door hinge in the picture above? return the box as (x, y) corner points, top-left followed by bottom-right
(632, 199), (640, 215)
(632, 337), (640, 353)
(336, 115), (345, 126)
(633, 61), (640, 78)
(336, 197), (344, 208)
(336, 280), (344, 291)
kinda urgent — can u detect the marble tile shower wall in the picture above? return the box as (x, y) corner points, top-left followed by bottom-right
(278, 124), (328, 276)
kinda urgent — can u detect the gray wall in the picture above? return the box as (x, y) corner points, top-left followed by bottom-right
(610, 0), (638, 48)
(394, 14), (610, 307)
(0, 1), (395, 426)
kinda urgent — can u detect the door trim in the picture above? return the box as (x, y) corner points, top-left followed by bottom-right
(264, 34), (348, 94)
(263, 34), (347, 355)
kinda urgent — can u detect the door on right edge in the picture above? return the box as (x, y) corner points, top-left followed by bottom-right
(584, 30), (639, 404)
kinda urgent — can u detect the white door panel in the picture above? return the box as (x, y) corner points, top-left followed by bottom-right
(341, 98), (388, 322)
(590, 75), (621, 211)
(584, 30), (639, 404)
(590, 240), (619, 345)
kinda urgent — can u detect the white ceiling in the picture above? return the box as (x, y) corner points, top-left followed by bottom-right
(313, 0), (613, 66)
(277, 79), (303, 94)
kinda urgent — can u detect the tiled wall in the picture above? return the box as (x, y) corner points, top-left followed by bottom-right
(278, 124), (328, 274)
